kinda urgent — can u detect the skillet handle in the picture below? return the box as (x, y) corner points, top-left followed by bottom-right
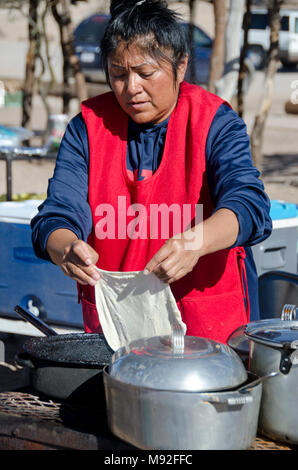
(14, 305), (58, 337)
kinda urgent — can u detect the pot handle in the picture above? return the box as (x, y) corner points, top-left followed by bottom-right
(200, 393), (253, 406)
(15, 352), (35, 369)
(281, 304), (297, 321)
(171, 321), (185, 354)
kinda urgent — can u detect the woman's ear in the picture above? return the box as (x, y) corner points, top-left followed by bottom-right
(177, 54), (189, 84)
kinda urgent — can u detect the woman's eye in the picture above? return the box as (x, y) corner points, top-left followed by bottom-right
(110, 70), (155, 80)
(111, 73), (126, 79)
(140, 72), (154, 78)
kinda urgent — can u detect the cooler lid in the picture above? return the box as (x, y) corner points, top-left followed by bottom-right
(0, 200), (43, 224)
(270, 200), (297, 220)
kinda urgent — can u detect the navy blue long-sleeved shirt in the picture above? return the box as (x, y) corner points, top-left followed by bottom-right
(31, 103), (272, 321)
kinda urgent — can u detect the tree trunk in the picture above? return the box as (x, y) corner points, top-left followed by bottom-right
(188, 0), (196, 84)
(215, 0), (245, 103)
(22, 0), (39, 129)
(207, 0), (228, 94)
(51, 0), (87, 114)
(250, 0), (283, 170)
(237, 0), (252, 118)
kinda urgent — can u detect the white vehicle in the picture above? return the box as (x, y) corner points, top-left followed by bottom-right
(243, 8), (298, 69)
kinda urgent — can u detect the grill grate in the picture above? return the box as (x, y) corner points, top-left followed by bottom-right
(0, 391), (61, 422)
(250, 436), (292, 451)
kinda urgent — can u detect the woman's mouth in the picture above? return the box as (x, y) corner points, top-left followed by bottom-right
(128, 101), (149, 110)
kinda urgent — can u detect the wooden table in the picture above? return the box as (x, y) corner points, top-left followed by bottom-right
(0, 390), (133, 450)
(0, 150), (57, 201)
(0, 390), (295, 451)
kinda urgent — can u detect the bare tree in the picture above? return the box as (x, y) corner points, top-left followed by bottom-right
(51, 0), (88, 114)
(237, 0), (252, 118)
(21, 0), (60, 130)
(188, 0), (197, 84)
(12, 0), (88, 129)
(207, 0), (228, 94)
(22, 0), (39, 129)
(215, 0), (245, 102)
(250, 0), (283, 170)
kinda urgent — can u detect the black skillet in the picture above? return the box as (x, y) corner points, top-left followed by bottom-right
(14, 305), (113, 403)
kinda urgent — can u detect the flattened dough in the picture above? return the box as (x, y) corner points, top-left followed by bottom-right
(94, 268), (186, 351)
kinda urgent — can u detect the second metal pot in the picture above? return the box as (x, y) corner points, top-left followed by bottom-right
(245, 319), (298, 444)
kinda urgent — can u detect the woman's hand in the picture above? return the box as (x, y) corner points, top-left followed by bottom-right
(144, 230), (201, 284)
(61, 239), (100, 286)
(46, 229), (100, 286)
(144, 208), (239, 284)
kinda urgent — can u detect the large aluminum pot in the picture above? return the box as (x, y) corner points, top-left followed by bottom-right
(103, 329), (262, 450)
(245, 319), (298, 444)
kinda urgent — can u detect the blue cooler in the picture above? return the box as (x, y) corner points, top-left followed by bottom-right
(0, 200), (84, 328)
(252, 200), (298, 276)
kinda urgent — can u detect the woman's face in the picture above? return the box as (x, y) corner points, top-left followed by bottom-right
(108, 42), (188, 125)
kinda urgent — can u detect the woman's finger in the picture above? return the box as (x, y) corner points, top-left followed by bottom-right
(65, 240), (98, 267)
(61, 240), (100, 285)
(144, 241), (174, 275)
(153, 257), (181, 281)
(62, 261), (100, 286)
(168, 268), (189, 284)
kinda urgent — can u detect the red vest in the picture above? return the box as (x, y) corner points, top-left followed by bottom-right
(80, 81), (249, 344)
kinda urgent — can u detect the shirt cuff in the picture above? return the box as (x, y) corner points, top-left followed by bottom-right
(212, 201), (254, 248)
(32, 218), (82, 262)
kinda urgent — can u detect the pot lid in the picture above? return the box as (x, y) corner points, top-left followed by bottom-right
(227, 324), (249, 355)
(108, 335), (248, 392)
(245, 319), (298, 349)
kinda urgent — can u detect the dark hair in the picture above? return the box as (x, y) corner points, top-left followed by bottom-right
(101, 0), (188, 85)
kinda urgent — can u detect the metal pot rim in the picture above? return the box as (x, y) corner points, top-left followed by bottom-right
(244, 319), (298, 349)
(103, 366), (260, 395)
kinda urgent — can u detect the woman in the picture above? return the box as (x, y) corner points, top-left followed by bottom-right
(31, 0), (272, 344)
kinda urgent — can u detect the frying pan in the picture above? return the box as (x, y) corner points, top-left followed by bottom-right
(14, 306), (113, 403)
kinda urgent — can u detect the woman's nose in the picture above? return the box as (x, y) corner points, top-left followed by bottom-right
(126, 72), (142, 95)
